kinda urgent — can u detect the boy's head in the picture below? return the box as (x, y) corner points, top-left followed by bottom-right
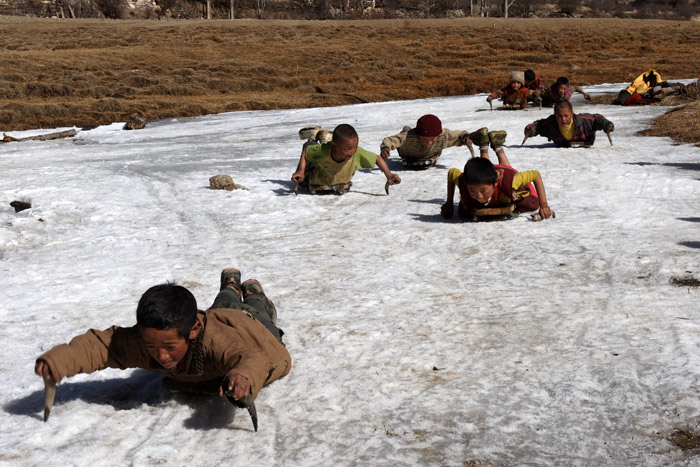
(509, 71), (525, 91)
(415, 114), (442, 147)
(554, 77), (570, 98)
(643, 69), (658, 86)
(524, 69), (536, 85)
(136, 283), (201, 369)
(330, 124), (359, 162)
(554, 99), (574, 126)
(463, 157), (498, 205)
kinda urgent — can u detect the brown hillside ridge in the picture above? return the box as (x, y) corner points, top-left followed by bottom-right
(1, 16), (699, 142)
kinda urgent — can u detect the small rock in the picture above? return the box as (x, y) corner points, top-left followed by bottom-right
(124, 113), (147, 130)
(10, 200), (31, 212)
(209, 174), (246, 191)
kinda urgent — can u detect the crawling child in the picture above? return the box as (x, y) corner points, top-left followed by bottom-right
(487, 71), (541, 110)
(35, 269), (290, 431)
(291, 123), (400, 195)
(441, 149), (553, 221)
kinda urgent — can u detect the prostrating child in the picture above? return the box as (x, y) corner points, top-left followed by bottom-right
(524, 69), (545, 93)
(440, 151), (552, 221)
(487, 71), (541, 110)
(291, 123), (401, 195)
(523, 100), (614, 148)
(379, 114), (497, 169)
(612, 69), (687, 106)
(35, 269), (290, 431)
(540, 76), (591, 107)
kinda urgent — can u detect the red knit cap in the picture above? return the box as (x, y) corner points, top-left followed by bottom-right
(415, 114), (442, 137)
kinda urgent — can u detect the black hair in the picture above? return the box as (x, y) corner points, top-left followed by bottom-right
(643, 70), (658, 87)
(332, 124), (358, 144)
(524, 70), (536, 82)
(555, 76), (569, 86)
(136, 283), (198, 338)
(554, 99), (573, 114)
(463, 157), (498, 185)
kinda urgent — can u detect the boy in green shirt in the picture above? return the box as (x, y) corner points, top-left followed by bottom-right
(291, 124), (401, 195)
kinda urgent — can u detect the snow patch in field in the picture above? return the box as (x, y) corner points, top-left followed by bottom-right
(1, 83), (700, 465)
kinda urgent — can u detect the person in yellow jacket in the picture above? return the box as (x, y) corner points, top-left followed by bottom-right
(613, 69), (686, 105)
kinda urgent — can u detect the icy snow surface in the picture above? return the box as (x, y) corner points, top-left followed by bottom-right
(1, 83), (700, 466)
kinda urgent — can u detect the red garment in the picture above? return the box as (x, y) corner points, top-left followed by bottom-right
(457, 165), (539, 217)
(623, 93), (655, 106)
(525, 73), (545, 91)
(490, 86), (533, 108)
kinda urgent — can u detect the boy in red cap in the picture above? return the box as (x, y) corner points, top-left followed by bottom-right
(380, 114), (506, 169)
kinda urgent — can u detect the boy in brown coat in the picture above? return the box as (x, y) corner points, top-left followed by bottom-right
(35, 269), (291, 429)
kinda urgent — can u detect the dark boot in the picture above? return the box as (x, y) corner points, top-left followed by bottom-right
(469, 127), (490, 157)
(488, 130), (507, 149)
(242, 279), (277, 325)
(220, 268), (242, 300)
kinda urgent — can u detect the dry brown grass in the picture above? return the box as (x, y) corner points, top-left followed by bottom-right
(1, 16), (700, 139)
(638, 80), (700, 146)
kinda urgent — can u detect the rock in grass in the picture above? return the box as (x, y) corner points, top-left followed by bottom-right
(123, 113), (147, 130)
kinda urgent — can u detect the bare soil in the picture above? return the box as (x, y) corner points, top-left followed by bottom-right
(1, 16), (700, 136)
(670, 276), (700, 288)
(669, 428), (700, 451)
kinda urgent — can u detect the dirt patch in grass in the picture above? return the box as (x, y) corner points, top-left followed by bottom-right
(669, 428), (700, 451)
(1, 17), (700, 136)
(670, 276), (700, 288)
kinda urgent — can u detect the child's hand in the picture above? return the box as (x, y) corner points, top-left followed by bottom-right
(606, 123), (615, 133)
(380, 147), (390, 160)
(584, 92), (592, 100)
(35, 360), (54, 381)
(221, 373), (250, 400)
(388, 173), (401, 185)
(440, 203), (454, 219)
(524, 124), (534, 137)
(291, 171), (304, 182)
(538, 204), (553, 219)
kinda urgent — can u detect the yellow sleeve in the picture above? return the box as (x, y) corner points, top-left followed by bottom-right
(512, 170), (539, 189)
(448, 168), (462, 184)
